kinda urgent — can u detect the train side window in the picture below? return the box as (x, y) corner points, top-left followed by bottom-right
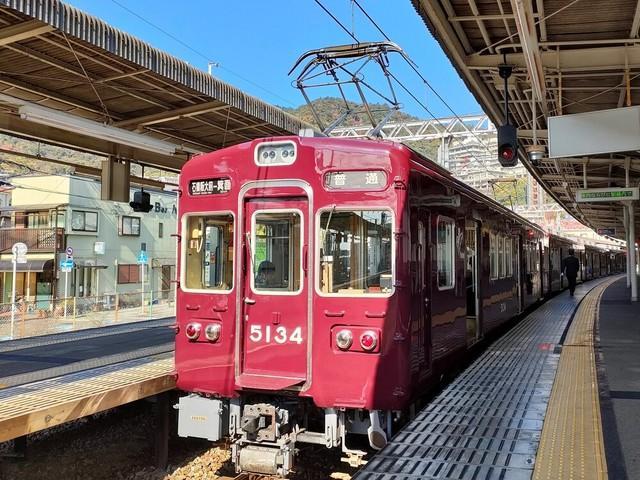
(490, 233), (497, 279)
(498, 235), (505, 278)
(436, 217), (455, 290)
(505, 237), (513, 277)
(184, 214), (234, 291)
(318, 210), (393, 295)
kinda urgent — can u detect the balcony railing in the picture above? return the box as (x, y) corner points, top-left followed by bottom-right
(0, 228), (64, 253)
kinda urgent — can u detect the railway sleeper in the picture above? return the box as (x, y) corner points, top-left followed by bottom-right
(175, 394), (392, 477)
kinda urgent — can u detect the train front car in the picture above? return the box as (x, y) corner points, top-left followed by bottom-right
(175, 137), (409, 476)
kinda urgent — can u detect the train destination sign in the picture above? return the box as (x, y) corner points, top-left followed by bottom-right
(576, 187), (639, 203)
(189, 178), (231, 196)
(324, 170), (387, 190)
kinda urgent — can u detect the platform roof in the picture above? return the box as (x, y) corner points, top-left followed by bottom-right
(413, 0), (640, 239)
(0, 0), (308, 170)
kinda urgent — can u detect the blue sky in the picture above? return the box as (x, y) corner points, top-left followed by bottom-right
(65, 0), (481, 119)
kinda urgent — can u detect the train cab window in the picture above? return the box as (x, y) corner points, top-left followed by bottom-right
(318, 210), (393, 295)
(437, 218), (455, 289)
(252, 211), (301, 293)
(184, 214), (234, 291)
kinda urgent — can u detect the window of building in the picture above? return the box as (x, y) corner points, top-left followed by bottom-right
(437, 217), (455, 289)
(184, 214), (234, 291)
(71, 210), (98, 232)
(117, 264), (140, 284)
(119, 216), (140, 236)
(158, 222), (164, 238)
(318, 210), (393, 295)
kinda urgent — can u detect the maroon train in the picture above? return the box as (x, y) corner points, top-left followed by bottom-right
(173, 136), (622, 476)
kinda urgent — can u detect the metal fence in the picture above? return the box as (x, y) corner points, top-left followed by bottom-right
(0, 289), (175, 340)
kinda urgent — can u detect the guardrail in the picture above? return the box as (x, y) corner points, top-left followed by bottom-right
(0, 289), (175, 340)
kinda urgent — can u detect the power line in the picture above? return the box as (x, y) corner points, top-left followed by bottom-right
(108, 0), (298, 107)
(312, 0), (517, 204)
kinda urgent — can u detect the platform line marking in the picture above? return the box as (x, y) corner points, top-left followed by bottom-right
(533, 277), (616, 480)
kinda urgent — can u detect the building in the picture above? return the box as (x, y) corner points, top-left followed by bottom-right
(0, 175), (176, 304)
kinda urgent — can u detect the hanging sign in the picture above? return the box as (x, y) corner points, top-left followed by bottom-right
(576, 187), (639, 203)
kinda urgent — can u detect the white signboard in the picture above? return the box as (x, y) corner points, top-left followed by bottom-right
(549, 106), (640, 158)
(12, 242), (28, 264)
(576, 187), (639, 203)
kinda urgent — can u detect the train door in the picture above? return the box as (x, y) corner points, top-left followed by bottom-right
(410, 209), (431, 378)
(239, 198), (309, 389)
(465, 221), (480, 344)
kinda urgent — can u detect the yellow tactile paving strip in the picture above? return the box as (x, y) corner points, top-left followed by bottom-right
(0, 355), (175, 442)
(534, 278), (618, 480)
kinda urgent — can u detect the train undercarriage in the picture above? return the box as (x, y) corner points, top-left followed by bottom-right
(176, 394), (392, 477)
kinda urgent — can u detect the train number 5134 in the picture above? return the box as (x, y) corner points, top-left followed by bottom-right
(249, 325), (303, 344)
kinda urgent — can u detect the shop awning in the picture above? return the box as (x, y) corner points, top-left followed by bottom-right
(73, 260), (109, 269)
(0, 259), (54, 272)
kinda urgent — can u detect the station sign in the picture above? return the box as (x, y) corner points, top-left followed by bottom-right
(189, 177), (231, 196)
(576, 187), (639, 203)
(597, 228), (616, 236)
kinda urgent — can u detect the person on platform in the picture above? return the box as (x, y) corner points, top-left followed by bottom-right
(562, 249), (580, 297)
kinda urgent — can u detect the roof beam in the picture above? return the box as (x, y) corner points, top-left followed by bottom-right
(468, 44), (640, 71)
(510, 0), (547, 111)
(632, 1), (640, 38)
(0, 20), (54, 47)
(113, 102), (230, 128)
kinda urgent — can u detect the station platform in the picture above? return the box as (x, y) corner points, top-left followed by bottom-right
(0, 318), (176, 444)
(355, 275), (633, 480)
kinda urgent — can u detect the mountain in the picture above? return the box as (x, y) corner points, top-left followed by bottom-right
(281, 97), (419, 128)
(282, 97), (440, 159)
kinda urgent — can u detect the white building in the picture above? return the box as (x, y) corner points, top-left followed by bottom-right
(0, 174), (176, 304)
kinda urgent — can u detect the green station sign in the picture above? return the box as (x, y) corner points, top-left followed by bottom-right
(576, 187), (639, 203)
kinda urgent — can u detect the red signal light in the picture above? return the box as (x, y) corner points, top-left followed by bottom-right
(500, 146), (514, 161)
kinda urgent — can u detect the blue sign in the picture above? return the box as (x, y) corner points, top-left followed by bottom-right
(59, 259), (74, 272)
(137, 251), (148, 264)
(597, 228), (616, 237)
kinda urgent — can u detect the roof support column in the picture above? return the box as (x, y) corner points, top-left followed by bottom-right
(627, 201), (638, 301)
(624, 206), (632, 288)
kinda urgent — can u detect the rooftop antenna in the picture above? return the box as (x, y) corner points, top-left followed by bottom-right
(288, 41), (407, 137)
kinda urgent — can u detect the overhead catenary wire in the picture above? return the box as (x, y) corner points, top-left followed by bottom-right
(312, 0), (517, 201)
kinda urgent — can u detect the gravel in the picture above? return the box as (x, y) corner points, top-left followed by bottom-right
(0, 401), (356, 480)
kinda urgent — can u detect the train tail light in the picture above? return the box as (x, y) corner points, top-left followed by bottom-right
(204, 323), (221, 342)
(185, 322), (201, 340)
(336, 329), (353, 350)
(360, 331), (378, 351)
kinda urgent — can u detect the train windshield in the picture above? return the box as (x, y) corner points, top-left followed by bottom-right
(318, 210), (393, 295)
(184, 214), (234, 290)
(251, 211), (302, 293)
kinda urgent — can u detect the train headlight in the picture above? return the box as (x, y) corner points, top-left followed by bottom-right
(204, 323), (221, 342)
(185, 322), (201, 341)
(336, 329), (353, 350)
(360, 331), (378, 351)
(255, 141), (297, 166)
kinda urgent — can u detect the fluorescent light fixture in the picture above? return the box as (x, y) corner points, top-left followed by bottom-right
(18, 104), (177, 156)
